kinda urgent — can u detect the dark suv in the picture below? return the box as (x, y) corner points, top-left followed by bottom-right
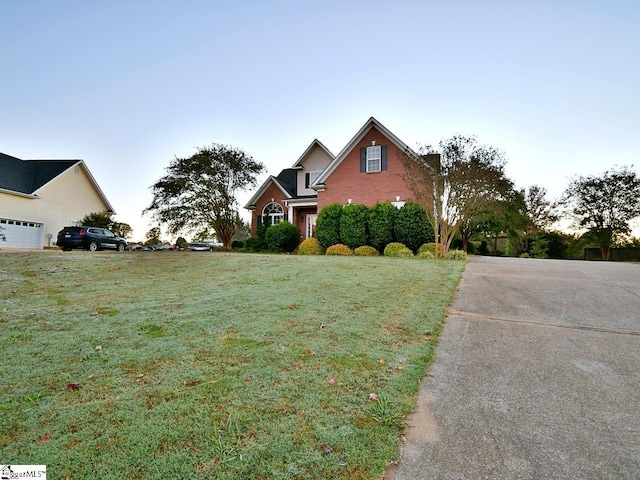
(57, 226), (127, 252)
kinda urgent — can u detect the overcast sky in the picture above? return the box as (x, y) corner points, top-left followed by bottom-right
(2, 1), (639, 242)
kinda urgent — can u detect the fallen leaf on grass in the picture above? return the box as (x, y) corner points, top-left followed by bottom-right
(306, 349), (316, 356)
(328, 378), (335, 385)
(320, 443), (333, 455)
(41, 433), (50, 441)
(95, 345), (103, 350)
(66, 382), (81, 391)
(368, 393), (379, 401)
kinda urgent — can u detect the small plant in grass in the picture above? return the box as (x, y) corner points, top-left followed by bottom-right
(445, 249), (468, 260)
(297, 237), (324, 255)
(325, 243), (353, 256)
(384, 242), (413, 258)
(354, 245), (379, 256)
(369, 393), (404, 428)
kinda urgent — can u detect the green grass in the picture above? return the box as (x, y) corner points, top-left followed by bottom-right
(0, 250), (464, 479)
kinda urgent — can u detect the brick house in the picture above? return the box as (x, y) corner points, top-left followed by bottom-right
(245, 117), (416, 239)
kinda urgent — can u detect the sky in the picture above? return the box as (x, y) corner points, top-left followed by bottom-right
(2, 0), (639, 242)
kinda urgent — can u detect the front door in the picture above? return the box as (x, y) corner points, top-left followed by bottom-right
(305, 214), (317, 238)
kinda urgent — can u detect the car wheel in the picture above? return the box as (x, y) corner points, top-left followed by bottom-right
(88, 240), (99, 252)
(117, 242), (126, 252)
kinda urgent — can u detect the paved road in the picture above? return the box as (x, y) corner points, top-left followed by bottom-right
(386, 256), (640, 479)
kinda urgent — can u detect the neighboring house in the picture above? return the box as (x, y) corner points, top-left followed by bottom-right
(245, 117), (416, 239)
(0, 152), (115, 249)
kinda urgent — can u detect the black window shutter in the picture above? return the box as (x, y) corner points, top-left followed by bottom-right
(360, 147), (366, 172)
(305, 173), (310, 188)
(381, 145), (388, 171)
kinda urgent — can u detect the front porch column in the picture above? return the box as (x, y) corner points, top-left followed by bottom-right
(288, 205), (293, 223)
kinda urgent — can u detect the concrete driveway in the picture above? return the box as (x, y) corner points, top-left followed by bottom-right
(387, 256), (640, 479)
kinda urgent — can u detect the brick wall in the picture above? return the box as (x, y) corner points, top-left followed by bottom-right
(318, 126), (414, 210)
(250, 182), (289, 237)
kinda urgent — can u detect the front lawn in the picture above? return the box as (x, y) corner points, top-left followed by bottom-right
(0, 251), (464, 479)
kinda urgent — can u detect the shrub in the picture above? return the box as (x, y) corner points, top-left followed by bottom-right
(339, 204), (369, 249)
(298, 237), (324, 255)
(383, 242), (414, 258)
(231, 240), (244, 250)
(395, 202), (434, 253)
(416, 250), (435, 259)
(445, 249), (468, 261)
(325, 244), (353, 256)
(354, 245), (379, 256)
(243, 237), (267, 252)
(368, 202), (397, 252)
(418, 243), (438, 256)
(265, 221), (299, 253)
(316, 203), (342, 248)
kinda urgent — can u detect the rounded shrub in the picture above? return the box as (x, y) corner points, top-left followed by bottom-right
(339, 203), (369, 249)
(445, 249), (468, 260)
(265, 221), (299, 253)
(231, 240), (244, 250)
(395, 202), (434, 253)
(325, 244), (353, 256)
(383, 242), (414, 258)
(354, 245), (379, 256)
(368, 201), (397, 252)
(316, 203), (342, 248)
(298, 237), (324, 255)
(416, 250), (435, 259)
(418, 242), (439, 256)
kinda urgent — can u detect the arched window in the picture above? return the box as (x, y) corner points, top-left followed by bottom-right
(262, 202), (284, 224)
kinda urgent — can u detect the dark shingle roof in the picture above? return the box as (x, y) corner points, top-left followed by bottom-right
(275, 168), (297, 197)
(0, 152), (78, 194)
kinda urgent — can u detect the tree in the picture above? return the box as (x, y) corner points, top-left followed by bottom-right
(401, 135), (511, 256)
(524, 185), (558, 232)
(80, 211), (113, 229)
(562, 166), (640, 260)
(145, 227), (162, 245)
(144, 144), (265, 248)
(111, 221), (133, 239)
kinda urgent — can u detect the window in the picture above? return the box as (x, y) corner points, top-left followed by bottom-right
(360, 145), (388, 173)
(262, 202), (284, 224)
(305, 169), (323, 188)
(366, 145), (381, 172)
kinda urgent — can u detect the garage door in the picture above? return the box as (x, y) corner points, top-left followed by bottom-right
(0, 219), (44, 249)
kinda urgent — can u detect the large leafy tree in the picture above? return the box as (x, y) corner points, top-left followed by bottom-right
(80, 211), (132, 238)
(144, 144), (265, 247)
(401, 135), (511, 256)
(524, 185), (558, 232)
(562, 166), (640, 260)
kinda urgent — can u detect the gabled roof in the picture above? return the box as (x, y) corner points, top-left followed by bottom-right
(244, 168), (297, 209)
(292, 139), (334, 169)
(312, 117), (415, 187)
(0, 152), (116, 213)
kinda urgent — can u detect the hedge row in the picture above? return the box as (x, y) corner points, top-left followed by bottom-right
(316, 201), (435, 252)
